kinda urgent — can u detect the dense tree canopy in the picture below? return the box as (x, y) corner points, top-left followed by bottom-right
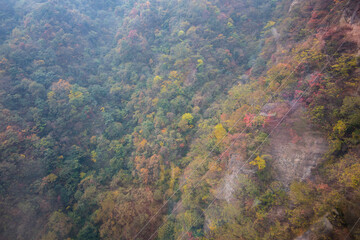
(0, 0), (359, 239)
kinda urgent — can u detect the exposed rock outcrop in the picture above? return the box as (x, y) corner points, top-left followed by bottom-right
(216, 154), (254, 202)
(294, 216), (334, 240)
(263, 102), (329, 185)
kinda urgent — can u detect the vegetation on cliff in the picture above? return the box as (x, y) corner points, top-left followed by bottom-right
(0, 0), (359, 239)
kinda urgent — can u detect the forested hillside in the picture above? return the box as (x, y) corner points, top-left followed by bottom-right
(0, 0), (359, 239)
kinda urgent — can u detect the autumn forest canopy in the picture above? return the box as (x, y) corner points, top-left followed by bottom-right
(0, 0), (360, 239)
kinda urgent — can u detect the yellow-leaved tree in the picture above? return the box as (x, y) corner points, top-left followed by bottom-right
(213, 124), (227, 142)
(179, 113), (194, 131)
(181, 113), (193, 124)
(250, 155), (270, 170)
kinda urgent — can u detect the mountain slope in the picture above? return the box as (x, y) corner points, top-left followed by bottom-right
(0, 0), (359, 239)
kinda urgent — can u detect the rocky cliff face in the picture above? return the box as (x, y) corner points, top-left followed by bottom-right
(188, 0), (360, 238)
(263, 102), (329, 186)
(216, 101), (329, 203)
(294, 215), (334, 240)
(216, 153), (254, 202)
